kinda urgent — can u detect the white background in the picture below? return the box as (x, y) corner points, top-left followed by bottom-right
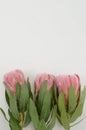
(0, 0), (86, 130)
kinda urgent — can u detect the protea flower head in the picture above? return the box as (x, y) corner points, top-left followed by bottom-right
(4, 69), (25, 94)
(55, 74), (80, 103)
(35, 73), (54, 92)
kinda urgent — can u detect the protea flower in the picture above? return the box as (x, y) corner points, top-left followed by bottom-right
(55, 74), (86, 130)
(29, 73), (57, 130)
(4, 69), (25, 94)
(0, 69), (32, 130)
(55, 74), (80, 103)
(35, 73), (54, 92)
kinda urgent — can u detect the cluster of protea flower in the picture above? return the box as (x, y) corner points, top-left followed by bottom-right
(0, 70), (86, 130)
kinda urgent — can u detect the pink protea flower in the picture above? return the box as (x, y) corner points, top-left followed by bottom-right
(35, 73), (54, 92)
(55, 74), (80, 102)
(4, 69), (25, 94)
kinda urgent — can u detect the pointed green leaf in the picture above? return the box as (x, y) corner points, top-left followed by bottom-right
(38, 81), (47, 106)
(49, 86), (54, 102)
(35, 99), (41, 115)
(6, 89), (20, 121)
(16, 83), (21, 101)
(19, 83), (29, 112)
(29, 99), (39, 130)
(36, 81), (47, 115)
(70, 87), (86, 122)
(23, 102), (31, 127)
(57, 112), (62, 125)
(58, 93), (69, 129)
(8, 110), (21, 130)
(54, 86), (58, 103)
(46, 105), (57, 130)
(0, 108), (9, 122)
(27, 79), (33, 99)
(5, 90), (10, 107)
(23, 110), (30, 127)
(38, 120), (47, 130)
(40, 92), (51, 121)
(68, 86), (77, 113)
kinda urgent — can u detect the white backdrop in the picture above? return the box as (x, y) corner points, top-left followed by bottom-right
(0, 0), (86, 130)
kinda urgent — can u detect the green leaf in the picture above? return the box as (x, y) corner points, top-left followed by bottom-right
(35, 99), (41, 115)
(38, 120), (47, 130)
(68, 86), (77, 113)
(8, 110), (22, 130)
(16, 83), (21, 101)
(54, 86), (58, 103)
(29, 99), (39, 130)
(23, 102), (31, 127)
(70, 87), (86, 122)
(5, 90), (10, 107)
(27, 78), (33, 99)
(38, 81), (47, 106)
(46, 105), (57, 130)
(7, 90), (20, 121)
(36, 81), (47, 115)
(57, 112), (62, 125)
(19, 83), (29, 112)
(58, 93), (69, 129)
(0, 108), (9, 122)
(40, 92), (51, 121)
(49, 86), (54, 102)
(23, 110), (30, 127)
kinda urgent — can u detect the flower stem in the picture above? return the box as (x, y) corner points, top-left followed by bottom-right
(19, 112), (24, 128)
